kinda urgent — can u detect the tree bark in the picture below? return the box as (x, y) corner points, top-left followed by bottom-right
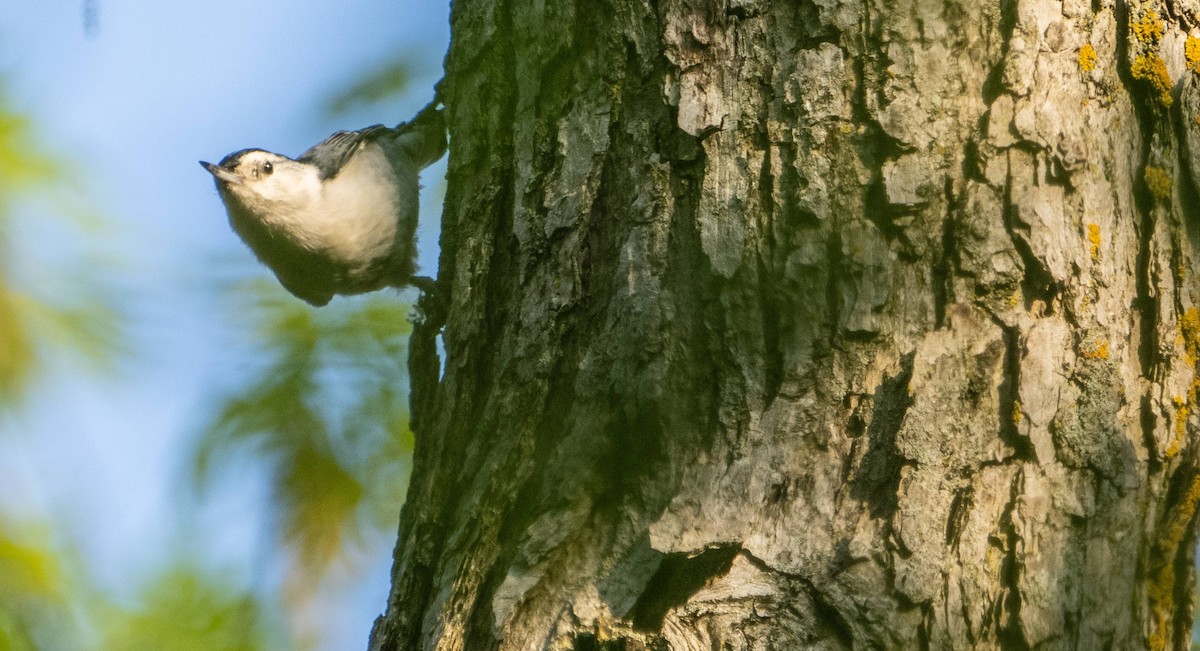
(371, 0), (1200, 649)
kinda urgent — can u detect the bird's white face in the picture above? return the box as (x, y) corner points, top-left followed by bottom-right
(203, 150), (321, 219)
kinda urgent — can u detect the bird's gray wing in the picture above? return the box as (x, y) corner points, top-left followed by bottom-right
(297, 124), (392, 180)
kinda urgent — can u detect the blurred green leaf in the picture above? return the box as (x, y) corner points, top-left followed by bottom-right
(102, 568), (268, 651)
(0, 88), (126, 409)
(0, 112), (58, 191)
(195, 279), (415, 586)
(0, 282), (124, 404)
(0, 519), (89, 651)
(0, 285), (37, 403)
(0, 608), (37, 651)
(279, 446), (363, 572)
(324, 57), (412, 116)
(0, 531), (65, 601)
(0, 519), (280, 651)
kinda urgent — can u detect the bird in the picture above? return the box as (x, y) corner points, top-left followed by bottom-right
(200, 105), (445, 307)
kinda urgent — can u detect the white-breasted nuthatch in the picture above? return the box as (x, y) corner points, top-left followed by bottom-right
(201, 105), (445, 307)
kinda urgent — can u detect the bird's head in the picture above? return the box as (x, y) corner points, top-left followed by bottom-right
(200, 149), (318, 218)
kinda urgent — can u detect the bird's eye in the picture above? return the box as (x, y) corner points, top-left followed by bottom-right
(262, 161), (273, 175)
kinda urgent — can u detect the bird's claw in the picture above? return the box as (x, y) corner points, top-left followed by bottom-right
(409, 276), (446, 327)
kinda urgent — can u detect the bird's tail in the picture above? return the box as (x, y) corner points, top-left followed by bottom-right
(394, 99), (447, 170)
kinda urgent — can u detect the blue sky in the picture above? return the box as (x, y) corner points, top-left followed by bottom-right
(0, 1), (449, 648)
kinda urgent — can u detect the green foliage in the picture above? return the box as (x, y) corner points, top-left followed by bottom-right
(0, 287), (37, 403)
(0, 519), (278, 651)
(0, 608), (38, 651)
(0, 286), (122, 401)
(194, 279), (415, 584)
(0, 76), (192, 651)
(0, 520), (86, 651)
(0, 528), (65, 602)
(0, 88), (123, 408)
(101, 568), (268, 651)
(324, 56), (413, 116)
(0, 112), (58, 189)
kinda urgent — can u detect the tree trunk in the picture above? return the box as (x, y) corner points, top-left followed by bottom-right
(370, 0), (1200, 648)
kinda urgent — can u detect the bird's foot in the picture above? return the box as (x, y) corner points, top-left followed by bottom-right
(409, 276), (446, 327)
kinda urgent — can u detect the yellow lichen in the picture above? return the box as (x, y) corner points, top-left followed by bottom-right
(1078, 43), (1097, 72)
(1012, 401), (1023, 425)
(1167, 309), (1200, 459)
(1182, 307), (1200, 365)
(1169, 391), (1192, 459)
(1006, 289), (1021, 309)
(1188, 35), (1200, 73)
(1082, 338), (1110, 360)
(1131, 53), (1174, 107)
(1150, 315), (1200, 639)
(1147, 470), (1200, 650)
(1133, 9), (1165, 44)
(1087, 223), (1101, 260)
(1162, 469), (1200, 546)
(1144, 165), (1173, 202)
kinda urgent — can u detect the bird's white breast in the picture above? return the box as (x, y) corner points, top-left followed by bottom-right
(269, 143), (402, 269)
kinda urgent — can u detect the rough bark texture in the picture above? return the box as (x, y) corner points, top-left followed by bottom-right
(370, 0), (1200, 649)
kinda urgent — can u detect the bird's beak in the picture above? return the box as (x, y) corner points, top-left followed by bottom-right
(200, 161), (243, 185)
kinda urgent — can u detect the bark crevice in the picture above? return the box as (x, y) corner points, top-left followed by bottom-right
(628, 543), (741, 631)
(850, 352), (914, 519)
